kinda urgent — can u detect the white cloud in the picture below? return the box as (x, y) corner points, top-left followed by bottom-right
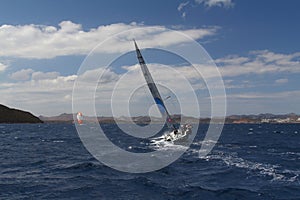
(114, 65), (201, 117)
(206, 50), (300, 114)
(195, 0), (234, 8)
(31, 71), (60, 81)
(215, 50), (300, 77)
(215, 55), (249, 65)
(10, 69), (61, 81)
(225, 90), (300, 115)
(2, 52), (300, 116)
(2, 63), (207, 116)
(3, 48), (299, 116)
(79, 68), (119, 84)
(177, 0), (234, 18)
(58, 21), (82, 33)
(178, 1), (190, 11)
(1, 69), (77, 115)
(0, 21), (217, 59)
(2, 65), (126, 116)
(10, 68), (34, 81)
(0, 62), (8, 72)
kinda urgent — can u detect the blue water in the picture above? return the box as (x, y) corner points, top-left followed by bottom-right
(0, 123), (299, 199)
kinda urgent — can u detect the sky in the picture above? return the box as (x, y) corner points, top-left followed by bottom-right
(0, 0), (299, 117)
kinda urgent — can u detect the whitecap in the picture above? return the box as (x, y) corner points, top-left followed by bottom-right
(201, 151), (298, 183)
(53, 140), (64, 143)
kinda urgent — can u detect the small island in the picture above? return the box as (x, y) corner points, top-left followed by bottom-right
(0, 104), (43, 123)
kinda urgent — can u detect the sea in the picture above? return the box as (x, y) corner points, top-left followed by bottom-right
(0, 123), (299, 199)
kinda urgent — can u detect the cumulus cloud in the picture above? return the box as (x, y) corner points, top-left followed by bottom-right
(10, 68), (34, 81)
(31, 71), (60, 81)
(79, 68), (119, 84)
(0, 62), (8, 72)
(10, 69), (62, 81)
(3, 62), (207, 116)
(3, 48), (299, 116)
(215, 50), (300, 77)
(1, 69), (78, 115)
(0, 21), (217, 59)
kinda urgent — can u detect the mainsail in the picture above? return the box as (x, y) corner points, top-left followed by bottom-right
(134, 40), (177, 130)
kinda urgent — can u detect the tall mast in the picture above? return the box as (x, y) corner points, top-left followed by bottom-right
(134, 40), (176, 130)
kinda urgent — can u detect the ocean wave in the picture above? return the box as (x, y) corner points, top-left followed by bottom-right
(201, 151), (299, 183)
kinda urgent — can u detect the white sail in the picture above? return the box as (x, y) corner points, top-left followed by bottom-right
(76, 112), (83, 124)
(134, 40), (176, 130)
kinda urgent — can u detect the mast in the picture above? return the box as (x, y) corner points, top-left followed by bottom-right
(134, 40), (176, 130)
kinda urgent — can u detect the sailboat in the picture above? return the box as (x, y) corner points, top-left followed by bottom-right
(133, 40), (192, 143)
(76, 112), (83, 125)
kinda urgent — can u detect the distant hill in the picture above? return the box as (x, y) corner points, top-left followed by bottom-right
(39, 112), (300, 124)
(39, 113), (74, 123)
(226, 113), (300, 123)
(39, 113), (200, 124)
(0, 104), (43, 123)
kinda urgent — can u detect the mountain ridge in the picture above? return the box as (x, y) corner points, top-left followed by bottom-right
(39, 113), (300, 124)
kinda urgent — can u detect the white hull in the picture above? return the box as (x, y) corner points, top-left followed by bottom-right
(163, 124), (192, 144)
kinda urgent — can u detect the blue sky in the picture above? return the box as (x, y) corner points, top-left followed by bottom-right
(0, 0), (299, 116)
